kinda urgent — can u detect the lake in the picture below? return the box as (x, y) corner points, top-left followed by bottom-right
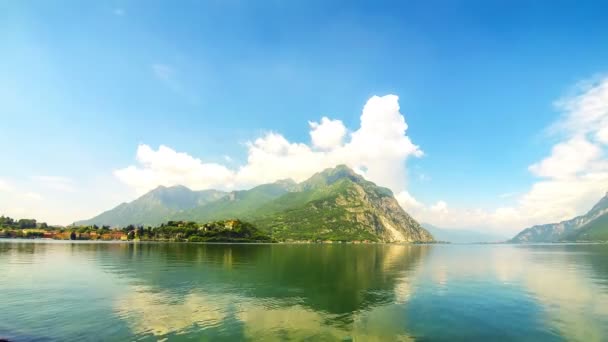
(1, 240), (607, 341)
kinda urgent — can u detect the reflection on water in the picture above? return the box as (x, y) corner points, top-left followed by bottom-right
(111, 244), (426, 340)
(0, 241), (607, 341)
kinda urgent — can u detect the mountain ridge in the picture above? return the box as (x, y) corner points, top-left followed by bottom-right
(511, 192), (608, 243)
(76, 165), (433, 243)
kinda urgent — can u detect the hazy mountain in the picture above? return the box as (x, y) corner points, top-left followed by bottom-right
(175, 180), (299, 222)
(75, 185), (226, 227)
(76, 165), (433, 242)
(422, 223), (507, 243)
(511, 192), (608, 243)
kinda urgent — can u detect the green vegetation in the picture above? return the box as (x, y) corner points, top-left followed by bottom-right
(75, 186), (227, 227)
(74, 165), (433, 243)
(562, 214), (608, 242)
(151, 220), (274, 242)
(1, 216), (39, 229)
(1, 215), (273, 243)
(252, 178), (382, 241)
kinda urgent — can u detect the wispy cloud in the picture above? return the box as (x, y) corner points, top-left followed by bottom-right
(31, 176), (76, 193)
(152, 63), (180, 92)
(398, 75), (608, 235)
(151, 63), (199, 104)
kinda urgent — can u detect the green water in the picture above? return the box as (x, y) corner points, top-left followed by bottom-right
(1, 241), (607, 341)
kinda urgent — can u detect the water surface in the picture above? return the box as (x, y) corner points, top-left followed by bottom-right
(1, 240), (607, 341)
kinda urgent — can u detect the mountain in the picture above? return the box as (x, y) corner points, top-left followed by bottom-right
(422, 223), (507, 243)
(511, 192), (608, 243)
(176, 180), (298, 222)
(75, 185), (226, 227)
(251, 165), (433, 242)
(77, 165), (433, 243)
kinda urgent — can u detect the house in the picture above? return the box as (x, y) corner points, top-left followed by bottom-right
(224, 219), (239, 230)
(110, 232), (126, 240)
(43, 231), (55, 239)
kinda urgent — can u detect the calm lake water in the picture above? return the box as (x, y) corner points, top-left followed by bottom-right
(1, 240), (607, 341)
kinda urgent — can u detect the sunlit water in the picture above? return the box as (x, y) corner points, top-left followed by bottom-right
(1, 240), (607, 341)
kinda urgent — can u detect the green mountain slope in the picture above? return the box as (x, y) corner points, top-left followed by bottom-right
(511, 192), (608, 243)
(75, 185), (226, 227)
(251, 166), (432, 242)
(76, 165), (433, 242)
(562, 213), (608, 241)
(175, 180), (298, 222)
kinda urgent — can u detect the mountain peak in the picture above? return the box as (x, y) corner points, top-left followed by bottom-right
(318, 164), (360, 180)
(300, 164), (363, 190)
(149, 184), (189, 192)
(588, 190), (608, 215)
(273, 178), (297, 187)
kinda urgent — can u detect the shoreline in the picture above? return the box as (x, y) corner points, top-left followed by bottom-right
(1, 237), (606, 245)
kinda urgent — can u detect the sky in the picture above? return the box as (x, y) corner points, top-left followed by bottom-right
(1, 0), (608, 236)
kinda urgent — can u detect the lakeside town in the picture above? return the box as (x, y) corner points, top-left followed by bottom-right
(0, 216), (273, 242)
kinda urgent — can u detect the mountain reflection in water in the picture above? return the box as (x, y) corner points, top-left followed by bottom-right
(1, 241), (607, 341)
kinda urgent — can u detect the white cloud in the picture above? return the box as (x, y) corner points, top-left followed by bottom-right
(115, 94), (423, 194)
(399, 76), (608, 236)
(518, 76), (608, 224)
(114, 145), (236, 194)
(110, 77), (608, 236)
(309, 117), (347, 150)
(430, 200), (448, 214)
(528, 136), (601, 179)
(395, 191), (423, 211)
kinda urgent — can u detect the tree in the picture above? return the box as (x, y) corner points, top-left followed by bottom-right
(18, 219), (37, 229)
(1, 215), (15, 226)
(136, 226), (144, 239)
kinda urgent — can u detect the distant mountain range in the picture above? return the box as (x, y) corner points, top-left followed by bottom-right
(422, 223), (507, 243)
(76, 165), (434, 243)
(511, 192), (608, 243)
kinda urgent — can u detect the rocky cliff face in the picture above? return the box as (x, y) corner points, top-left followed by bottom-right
(257, 165), (434, 242)
(332, 175), (432, 242)
(511, 192), (608, 243)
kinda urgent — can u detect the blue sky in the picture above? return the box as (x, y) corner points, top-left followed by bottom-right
(1, 1), (608, 233)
